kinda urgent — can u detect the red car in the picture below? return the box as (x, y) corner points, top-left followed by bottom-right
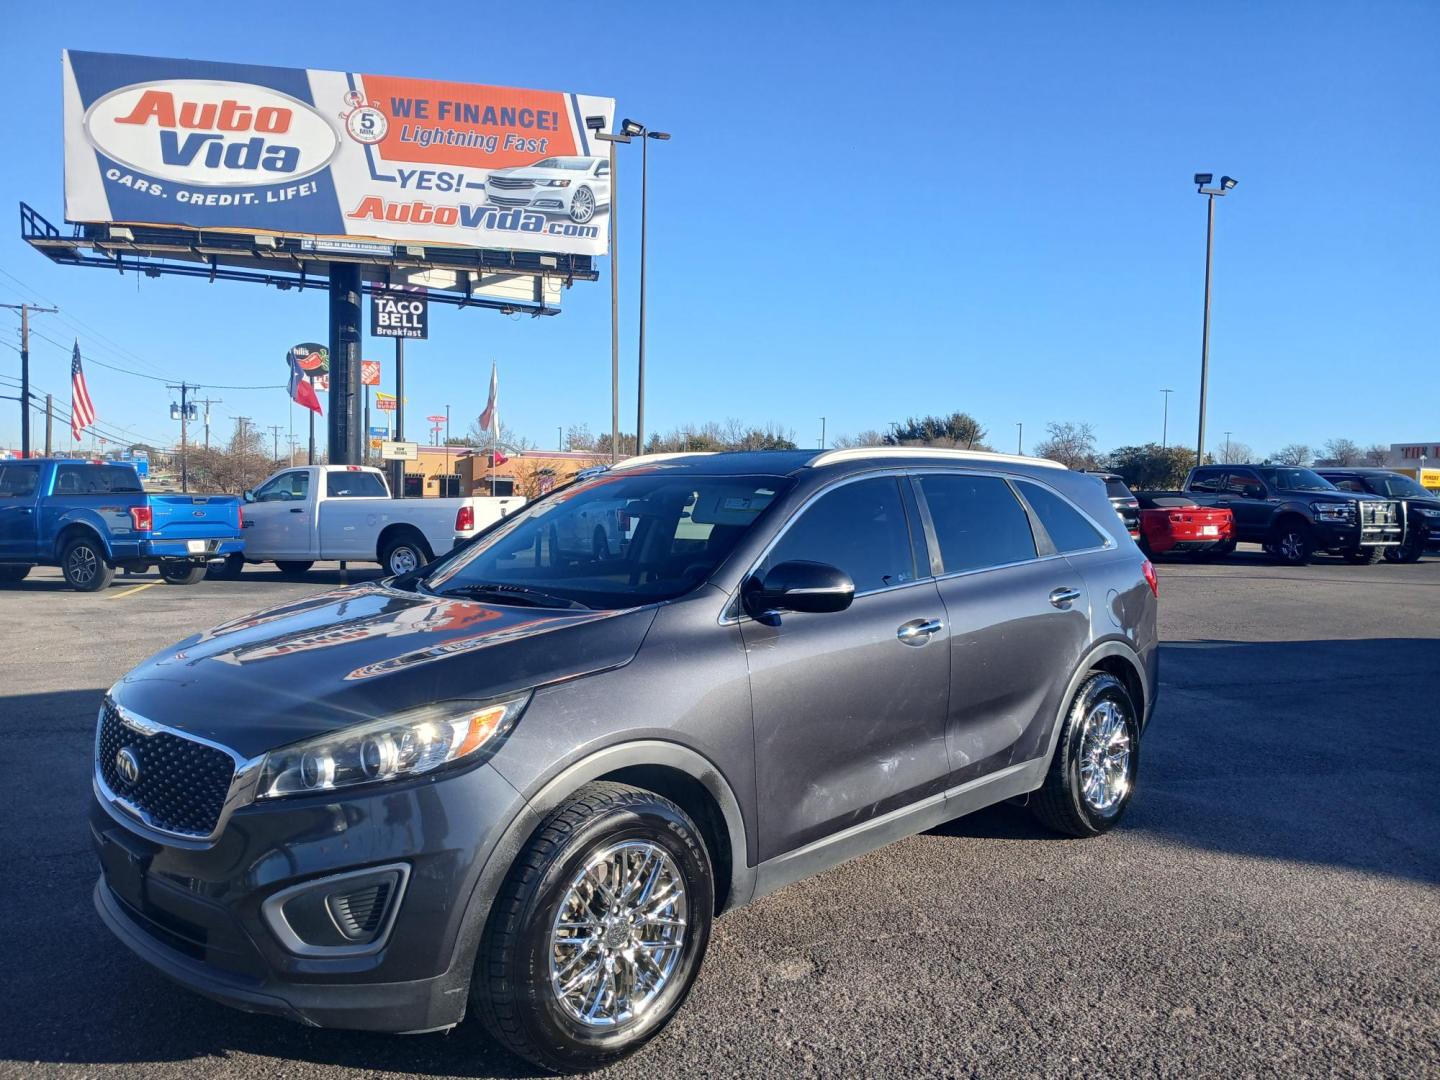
(1136, 494), (1234, 557)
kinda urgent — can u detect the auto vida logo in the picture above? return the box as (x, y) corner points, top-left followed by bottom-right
(115, 747), (142, 786)
(83, 80), (341, 187)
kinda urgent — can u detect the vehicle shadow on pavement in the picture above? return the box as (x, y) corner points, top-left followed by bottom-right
(940, 637), (1440, 888)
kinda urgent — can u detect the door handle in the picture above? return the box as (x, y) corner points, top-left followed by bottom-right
(1049, 587), (1081, 608)
(896, 618), (943, 646)
(17, 507), (33, 514)
(289, 508), (304, 514)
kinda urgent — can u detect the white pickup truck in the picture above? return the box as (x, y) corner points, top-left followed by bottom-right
(224, 465), (525, 578)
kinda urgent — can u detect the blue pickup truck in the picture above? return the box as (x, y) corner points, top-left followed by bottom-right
(0, 459), (243, 591)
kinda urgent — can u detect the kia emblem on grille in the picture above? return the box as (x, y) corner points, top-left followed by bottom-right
(115, 747), (142, 786)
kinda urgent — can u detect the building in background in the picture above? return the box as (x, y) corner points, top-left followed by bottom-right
(404, 447), (605, 499)
(1388, 442), (1440, 491)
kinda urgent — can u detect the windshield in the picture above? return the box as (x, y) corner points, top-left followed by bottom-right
(1365, 474), (1431, 499)
(1257, 467), (1336, 492)
(421, 472), (792, 609)
(532, 158), (592, 170)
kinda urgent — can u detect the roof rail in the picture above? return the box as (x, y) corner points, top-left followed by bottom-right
(806, 447), (1065, 470)
(610, 451), (719, 471)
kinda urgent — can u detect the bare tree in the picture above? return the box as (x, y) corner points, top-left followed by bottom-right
(1270, 443), (1312, 466)
(1216, 439), (1254, 465)
(1032, 421), (1100, 470)
(829, 429), (888, 449)
(1362, 444), (1389, 466)
(1321, 438), (1363, 466)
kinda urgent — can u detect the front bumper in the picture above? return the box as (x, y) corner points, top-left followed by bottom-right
(1312, 521), (1402, 550)
(91, 760), (524, 1032)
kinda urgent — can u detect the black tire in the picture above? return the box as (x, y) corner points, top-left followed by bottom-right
(474, 781), (714, 1073)
(159, 561), (207, 585)
(1030, 672), (1140, 838)
(275, 560), (314, 578)
(0, 565), (30, 586)
(1207, 539), (1237, 558)
(379, 531), (431, 577)
(593, 527), (610, 561)
(1269, 522), (1314, 566)
(61, 535), (114, 592)
(1344, 547), (1383, 565)
(1384, 534), (1424, 564)
(207, 553), (246, 580)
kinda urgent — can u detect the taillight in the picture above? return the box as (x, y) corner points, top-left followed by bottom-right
(237, 506), (243, 530)
(1142, 559), (1159, 598)
(455, 505), (475, 532)
(129, 506), (153, 531)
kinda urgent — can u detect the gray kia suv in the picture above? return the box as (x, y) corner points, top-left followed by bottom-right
(92, 448), (1159, 1072)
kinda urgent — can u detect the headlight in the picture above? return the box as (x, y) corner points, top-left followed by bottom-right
(1312, 502), (1352, 521)
(1417, 508), (1440, 519)
(537, 179), (572, 188)
(256, 694), (529, 799)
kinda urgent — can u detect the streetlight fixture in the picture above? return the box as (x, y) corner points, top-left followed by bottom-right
(1193, 171), (1238, 466)
(589, 116), (630, 462)
(622, 117), (671, 456)
(1160, 388), (1174, 449)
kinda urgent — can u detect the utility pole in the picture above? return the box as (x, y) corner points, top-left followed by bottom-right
(2, 302), (59, 457)
(232, 416), (252, 491)
(445, 404), (451, 446)
(168, 382), (199, 491)
(193, 396), (223, 450)
(267, 424), (283, 462)
(44, 394), (53, 456)
(1224, 430), (1233, 464)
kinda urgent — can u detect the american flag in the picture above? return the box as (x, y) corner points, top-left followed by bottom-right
(70, 341), (97, 440)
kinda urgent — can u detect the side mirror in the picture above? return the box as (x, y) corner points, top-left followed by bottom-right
(744, 560), (855, 617)
(242, 489), (255, 503)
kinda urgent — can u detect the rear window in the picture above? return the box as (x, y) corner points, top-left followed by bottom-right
(0, 463), (40, 497)
(1103, 477), (1134, 501)
(1017, 481), (1109, 553)
(917, 474), (1037, 573)
(53, 464), (143, 495)
(326, 471), (389, 498)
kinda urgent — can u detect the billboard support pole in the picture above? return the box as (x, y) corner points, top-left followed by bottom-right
(364, 385), (370, 465)
(394, 337), (405, 497)
(328, 264), (363, 466)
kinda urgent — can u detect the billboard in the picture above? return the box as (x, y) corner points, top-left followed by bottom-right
(63, 50), (615, 256)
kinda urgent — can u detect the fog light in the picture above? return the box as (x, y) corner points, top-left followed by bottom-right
(262, 864), (410, 957)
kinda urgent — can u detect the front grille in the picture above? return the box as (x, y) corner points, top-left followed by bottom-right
(486, 194), (531, 207)
(1360, 501), (1399, 526)
(97, 699), (237, 838)
(486, 176), (535, 190)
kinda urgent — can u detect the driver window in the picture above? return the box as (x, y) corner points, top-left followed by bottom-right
(255, 472), (309, 502)
(1224, 472), (1259, 495)
(1333, 479), (1365, 493)
(760, 477), (914, 594)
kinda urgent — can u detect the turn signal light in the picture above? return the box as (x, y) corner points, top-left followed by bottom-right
(129, 506), (153, 531)
(455, 506), (474, 532)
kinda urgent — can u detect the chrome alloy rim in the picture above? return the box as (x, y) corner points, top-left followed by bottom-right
(1279, 532), (1305, 562)
(389, 546), (419, 575)
(571, 188), (594, 223)
(68, 545), (98, 584)
(548, 840), (687, 1028)
(1079, 700), (1132, 813)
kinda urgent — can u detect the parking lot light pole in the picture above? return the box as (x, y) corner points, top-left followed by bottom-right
(1193, 173), (1237, 466)
(1160, 388), (1174, 449)
(622, 118), (671, 456)
(589, 117), (630, 462)
(1016, 422), (1023, 454)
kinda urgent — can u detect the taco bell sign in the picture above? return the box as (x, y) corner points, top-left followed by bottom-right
(370, 286), (428, 339)
(62, 49), (615, 257)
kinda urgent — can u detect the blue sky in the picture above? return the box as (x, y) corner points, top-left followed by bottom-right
(1, 1), (1435, 458)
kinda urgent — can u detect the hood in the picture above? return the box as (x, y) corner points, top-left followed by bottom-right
(1299, 489), (1387, 502)
(110, 582), (656, 758)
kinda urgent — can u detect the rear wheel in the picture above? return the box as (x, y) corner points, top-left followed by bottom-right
(1031, 672), (1139, 838)
(475, 782), (714, 1073)
(380, 532), (430, 576)
(160, 561), (207, 585)
(1269, 522), (1314, 566)
(275, 560), (314, 578)
(207, 553), (246, 580)
(569, 186), (596, 224)
(0, 565), (30, 586)
(61, 535), (114, 592)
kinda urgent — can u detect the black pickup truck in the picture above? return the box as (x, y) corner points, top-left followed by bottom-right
(1183, 464), (1404, 565)
(1316, 467), (1438, 563)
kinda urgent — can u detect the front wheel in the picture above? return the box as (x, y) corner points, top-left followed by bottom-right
(474, 782), (714, 1073)
(275, 560), (313, 578)
(61, 536), (114, 592)
(0, 565), (30, 586)
(160, 561), (207, 585)
(1384, 533), (1424, 563)
(1031, 672), (1139, 837)
(1270, 523), (1314, 566)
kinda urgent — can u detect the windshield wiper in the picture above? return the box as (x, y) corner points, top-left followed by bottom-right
(436, 583), (590, 610)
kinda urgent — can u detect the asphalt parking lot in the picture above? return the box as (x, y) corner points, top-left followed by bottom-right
(2, 550), (1437, 1078)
